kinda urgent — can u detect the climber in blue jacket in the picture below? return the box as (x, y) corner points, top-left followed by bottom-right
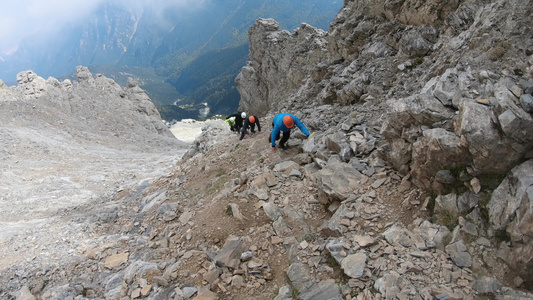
(269, 113), (310, 151)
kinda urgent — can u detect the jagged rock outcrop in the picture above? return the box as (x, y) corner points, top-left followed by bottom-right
(236, 18), (330, 115)
(489, 159), (533, 277)
(0, 66), (182, 150)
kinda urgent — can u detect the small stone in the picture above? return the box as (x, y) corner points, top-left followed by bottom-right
(300, 240), (309, 249)
(16, 286), (36, 300)
(514, 276), (524, 287)
(271, 236), (283, 244)
(104, 253), (129, 269)
(341, 253), (367, 278)
(153, 276), (168, 287)
(457, 279), (469, 287)
(141, 284), (152, 296)
(241, 251), (253, 261)
(183, 251), (194, 259)
(371, 178), (387, 189)
(231, 275), (245, 289)
(470, 177), (481, 194)
(248, 258), (263, 269)
(352, 235), (376, 247)
(131, 288), (141, 299)
(476, 98), (491, 105)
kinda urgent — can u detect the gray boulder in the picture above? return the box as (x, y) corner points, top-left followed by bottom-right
(315, 160), (362, 202)
(488, 159), (533, 274)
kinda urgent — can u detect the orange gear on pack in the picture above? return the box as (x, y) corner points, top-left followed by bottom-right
(249, 116), (255, 123)
(283, 115), (294, 128)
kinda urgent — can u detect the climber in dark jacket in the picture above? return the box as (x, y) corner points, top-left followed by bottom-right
(269, 113), (310, 151)
(240, 115), (262, 140)
(226, 112), (246, 133)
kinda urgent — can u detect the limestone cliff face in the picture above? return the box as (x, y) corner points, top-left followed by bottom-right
(236, 0), (533, 281)
(236, 18), (330, 115)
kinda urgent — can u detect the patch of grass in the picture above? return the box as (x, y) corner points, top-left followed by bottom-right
(396, 57), (424, 74)
(476, 294), (497, 300)
(231, 143), (241, 152)
(438, 164), (469, 195)
(427, 191), (437, 215)
(301, 233), (319, 243)
(283, 272), (300, 299)
(524, 278), (533, 294)
(444, 164), (467, 179)
(477, 173), (506, 191)
(292, 288), (300, 298)
(494, 229), (511, 244)
(477, 191), (493, 227)
(437, 209), (459, 232)
(489, 41), (510, 61)
(369, 287), (379, 296)
(327, 253), (340, 269)
(463, 231), (477, 244)
(472, 267), (486, 278)
(205, 175), (227, 195)
(413, 56), (424, 67)
(226, 205), (233, 217)
(326, 253), (351, 284)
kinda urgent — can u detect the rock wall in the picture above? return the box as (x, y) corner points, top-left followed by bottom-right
(237, 0), (533, 286)
(236, 19), (330, 115)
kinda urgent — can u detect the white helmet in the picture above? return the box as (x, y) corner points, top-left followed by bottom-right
(241, 112), (247, 119)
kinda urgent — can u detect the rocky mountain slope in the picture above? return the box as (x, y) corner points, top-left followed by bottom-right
(1, 0), (533, 299)
(0, 66), (188, 297)
(236, 0), (533, 293)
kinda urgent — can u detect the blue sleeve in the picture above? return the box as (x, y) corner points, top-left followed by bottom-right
(294, 117), (310, 136)
(271, 125), (280, 147)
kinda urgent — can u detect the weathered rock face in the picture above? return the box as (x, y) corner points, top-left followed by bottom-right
(1, 66), (181, 149)
(236, 0), (533, 291)
(236, 18), (330, 115)
(237, 0), (533, 189)
(489, 159), (533, 275)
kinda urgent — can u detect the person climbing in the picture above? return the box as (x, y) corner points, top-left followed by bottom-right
(240, 115), (262, 140)
(225, 112), (246, 133)
(269, 113), (310, 151)
(224, 116), (237, 132)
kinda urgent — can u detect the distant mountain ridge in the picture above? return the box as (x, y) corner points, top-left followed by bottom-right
(0, 0), (342, 121)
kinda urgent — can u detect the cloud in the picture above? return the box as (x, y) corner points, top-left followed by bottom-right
(0, 0), (206, 55)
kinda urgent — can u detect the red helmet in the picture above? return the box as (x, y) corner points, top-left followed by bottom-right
(249, 116), (255, 123)
(283, 115), (294, 128)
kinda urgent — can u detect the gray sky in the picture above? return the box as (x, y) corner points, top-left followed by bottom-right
(0, 0), (204, 57)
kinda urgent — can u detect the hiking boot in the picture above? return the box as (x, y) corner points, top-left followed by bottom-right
(279, 144), (287, 150)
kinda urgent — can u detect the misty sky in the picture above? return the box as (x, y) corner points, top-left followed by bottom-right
(0, 0), (204, 57)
